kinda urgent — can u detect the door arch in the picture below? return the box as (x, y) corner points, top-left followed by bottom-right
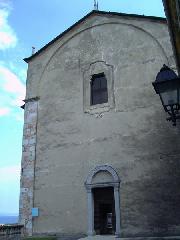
(85, 165), (121, 237)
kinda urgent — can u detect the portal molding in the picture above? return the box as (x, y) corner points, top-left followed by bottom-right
(85, 165), (121, 237)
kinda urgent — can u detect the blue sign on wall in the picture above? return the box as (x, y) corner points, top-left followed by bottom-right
(32, 208), (39, 217)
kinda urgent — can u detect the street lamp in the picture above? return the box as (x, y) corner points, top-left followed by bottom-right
(152, 64), (180, 126)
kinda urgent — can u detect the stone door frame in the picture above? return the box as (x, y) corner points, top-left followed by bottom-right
(85, 165), (121, 238)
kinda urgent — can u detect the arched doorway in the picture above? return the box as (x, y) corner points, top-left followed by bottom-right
(85, 165), (121, 237)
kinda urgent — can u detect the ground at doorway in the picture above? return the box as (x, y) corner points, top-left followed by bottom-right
(78, 236), (119, 240)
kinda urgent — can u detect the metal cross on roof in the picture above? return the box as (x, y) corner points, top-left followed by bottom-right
(94, 0), (99, 10)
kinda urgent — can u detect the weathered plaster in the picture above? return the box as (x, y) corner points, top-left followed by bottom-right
(20, 13), (180, 239)
(25, 14), (175, 100)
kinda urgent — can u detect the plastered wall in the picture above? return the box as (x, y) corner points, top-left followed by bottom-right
(20, 13), (180, 238)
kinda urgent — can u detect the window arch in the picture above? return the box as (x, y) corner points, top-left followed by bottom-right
(83, 61), (115, 114)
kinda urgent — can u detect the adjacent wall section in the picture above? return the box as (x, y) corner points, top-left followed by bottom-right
(19, 97), (39, 236)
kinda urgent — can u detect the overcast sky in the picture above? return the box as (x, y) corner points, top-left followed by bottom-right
(0, 0), (165, 215)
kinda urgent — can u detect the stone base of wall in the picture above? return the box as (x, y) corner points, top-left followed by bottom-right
(78, 236), (180, 240)
(120, 237), (180, 240)
(0, 224), (24, 240)
(33, 232), (86, 240)
(31, 234), (180, 240)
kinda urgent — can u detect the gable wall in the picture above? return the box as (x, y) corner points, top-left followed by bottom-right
(21, 14), (180, 238)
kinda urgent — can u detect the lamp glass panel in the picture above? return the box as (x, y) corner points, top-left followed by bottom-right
(160, 89), (177, 106)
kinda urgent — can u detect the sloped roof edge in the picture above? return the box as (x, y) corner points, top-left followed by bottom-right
(24, 10), (166, 63)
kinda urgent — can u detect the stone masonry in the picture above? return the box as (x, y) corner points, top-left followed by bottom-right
(19, 97), (39, 236)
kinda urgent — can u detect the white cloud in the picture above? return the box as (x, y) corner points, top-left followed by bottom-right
(0, 0), (12, 9)
(1, 66), (25, 93)
(0, 165), (20, 182)
(0, 1), (17, 50)
(0, 2), (25, 120)
(0, 65), (26, 107)
(0, 64), (25, 121)
(0, 107), (10, 116)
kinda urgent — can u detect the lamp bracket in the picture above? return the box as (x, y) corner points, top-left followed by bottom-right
(166, 105), (180, 126)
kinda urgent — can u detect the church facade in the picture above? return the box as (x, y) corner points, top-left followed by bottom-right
(19, 10), (180, 239)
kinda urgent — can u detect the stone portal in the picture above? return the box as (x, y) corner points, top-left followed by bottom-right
(85, 165), (121, 237)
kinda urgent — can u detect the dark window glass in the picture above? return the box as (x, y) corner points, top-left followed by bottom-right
(91, 73), (108, 105)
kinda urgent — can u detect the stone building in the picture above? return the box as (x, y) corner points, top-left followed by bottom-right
(19, 10), (180, 239)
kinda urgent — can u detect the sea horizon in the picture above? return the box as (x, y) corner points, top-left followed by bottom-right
(0, 215), (19, 224)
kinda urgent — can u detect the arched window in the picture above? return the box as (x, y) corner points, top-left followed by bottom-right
(90, 73), (108, 105)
